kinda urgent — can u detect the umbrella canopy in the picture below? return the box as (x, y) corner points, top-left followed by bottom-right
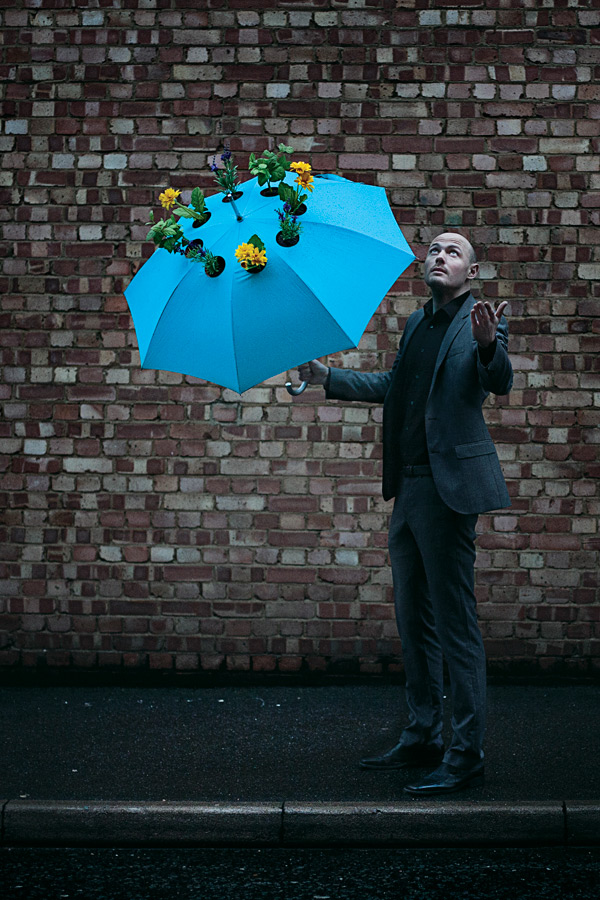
(124, 172), (415, 393)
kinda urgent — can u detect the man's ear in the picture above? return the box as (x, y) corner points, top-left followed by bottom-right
(467, 262), (479, 280)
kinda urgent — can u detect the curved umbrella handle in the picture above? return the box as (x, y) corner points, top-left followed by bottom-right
(285, 380), (308, 396)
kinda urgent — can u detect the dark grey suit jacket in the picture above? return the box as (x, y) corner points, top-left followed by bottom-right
(325, 293), (513, 514)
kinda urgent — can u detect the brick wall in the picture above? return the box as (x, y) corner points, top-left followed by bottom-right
(1, 1), (598, 679)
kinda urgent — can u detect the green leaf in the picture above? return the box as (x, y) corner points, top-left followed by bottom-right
(249, 152), (257, 167)
(190, 187), (205, 212)
(278, 183), (292, 202)
(248, 233), (265, 251)
(278, 143), (294, 154)
(257, 172), (268, 186)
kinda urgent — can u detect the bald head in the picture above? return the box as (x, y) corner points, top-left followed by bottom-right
(431, 232), (476, 265)
(423, 233), (479, 305)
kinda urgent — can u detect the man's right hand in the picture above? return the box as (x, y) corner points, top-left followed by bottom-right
(297, 359), (329, 386)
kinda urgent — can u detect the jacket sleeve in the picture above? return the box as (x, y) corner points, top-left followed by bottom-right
(325, 366), (392, 403)
(324, 315), (415, 403)
(476, 316), (513, 396)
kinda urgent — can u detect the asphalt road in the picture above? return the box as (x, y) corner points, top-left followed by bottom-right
(2, 684), (599, 802)
(2, 847), (599, 899)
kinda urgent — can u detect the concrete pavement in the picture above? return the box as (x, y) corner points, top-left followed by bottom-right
(1, 682), (599, 846)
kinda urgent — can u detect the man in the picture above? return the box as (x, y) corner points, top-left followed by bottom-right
(298, 233), (512, 796)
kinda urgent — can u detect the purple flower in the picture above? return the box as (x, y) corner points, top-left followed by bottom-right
(185, 239), (205, 258)
(277, 209), (285, 223)
(210, 155), (219, 172)
(221, 147), (232, 162)
(283, 202), (291, 214)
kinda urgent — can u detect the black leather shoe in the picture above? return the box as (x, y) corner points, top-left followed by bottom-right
(360, 742), (444, 770)
(403, 762), (484, 796)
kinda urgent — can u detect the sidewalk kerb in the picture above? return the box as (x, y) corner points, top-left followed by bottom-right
(282, 800), (566, 846)
(3, 800), (282, 846)
(565, 804), (600, 846)
(3, 799), (599, 847)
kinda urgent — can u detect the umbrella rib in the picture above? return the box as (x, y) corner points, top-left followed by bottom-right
(133, 266), (187, 364)
(305, 219), (415, 253)
(265, 252), (356, 347)
(140, 262), (213, 367)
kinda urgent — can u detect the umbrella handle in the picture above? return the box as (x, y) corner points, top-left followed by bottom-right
(285, 380), (308, 396)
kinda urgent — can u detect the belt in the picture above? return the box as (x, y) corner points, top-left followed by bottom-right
(399, 464), (432, 477)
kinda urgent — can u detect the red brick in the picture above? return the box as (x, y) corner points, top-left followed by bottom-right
(0, 11), (597, 677)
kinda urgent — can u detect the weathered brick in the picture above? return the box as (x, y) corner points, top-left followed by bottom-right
(0, 7), (597, 677)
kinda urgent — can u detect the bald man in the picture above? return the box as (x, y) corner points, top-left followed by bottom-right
(298, 233), (513, 796)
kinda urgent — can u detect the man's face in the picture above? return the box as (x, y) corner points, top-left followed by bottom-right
(423, 233), (478, 295)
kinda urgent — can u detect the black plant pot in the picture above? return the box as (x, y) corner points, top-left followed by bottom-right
(192, 211), (211, 228)
(276, 232), (300, 247)
(205, 256), (226, 277)
(185, 239), (204, 257)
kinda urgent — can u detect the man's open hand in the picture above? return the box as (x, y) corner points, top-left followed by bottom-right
(470, 300), (508, 348)
(297, 359), (329, 385)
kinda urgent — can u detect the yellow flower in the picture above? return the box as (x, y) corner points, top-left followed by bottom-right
(159, 188), (182, 210)
(290, 161), (311, 175)
(235, 242), (253, 262)
(294, 171), (314, 193)
(235, 242), (267, 269)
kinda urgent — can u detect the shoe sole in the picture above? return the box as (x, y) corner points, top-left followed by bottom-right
(359, 758), (444, 771)
(403, 773), (485, 796)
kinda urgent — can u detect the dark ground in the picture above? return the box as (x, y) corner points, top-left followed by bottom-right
(1, 846), (599, 900)
(1, 683), (599, 802)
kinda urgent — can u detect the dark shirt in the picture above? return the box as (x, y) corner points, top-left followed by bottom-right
(389, 292), (469, 466)
(323, 291), (497, 469)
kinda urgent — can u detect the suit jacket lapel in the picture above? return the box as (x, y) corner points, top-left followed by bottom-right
(384, 307), (425, 402)
(399, 307), (424, 355)
(430, 293), (474, 384)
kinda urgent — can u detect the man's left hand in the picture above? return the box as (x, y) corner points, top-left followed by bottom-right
(470, 300), (508, 348)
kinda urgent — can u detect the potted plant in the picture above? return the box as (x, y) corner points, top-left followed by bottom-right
(146, 213), (225, 278)
(248, 143), (294, 196)
(211, 145), (242, 202)
(277, 161), (314, 215)
(235, 234), (267, 274)
(275, 203), (302, 247)
(146, 215), (188, 255)
(155, 186), (210, 226)
(184, 240), (225, 277)
(146, 185), (210, 251)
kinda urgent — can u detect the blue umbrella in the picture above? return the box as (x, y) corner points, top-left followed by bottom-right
(124, 172), (415, 394)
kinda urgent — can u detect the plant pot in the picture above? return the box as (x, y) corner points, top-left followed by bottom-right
(185, 239), (204, 259)
(292, 203), (307, 216)
(222, 191), (243, 203)
(205, 256), (226, 278)
(192, 211), (211, 228)
(276, 232), (300, 247)
(260, 187), (280, 197)
(245, 264), (266, 275)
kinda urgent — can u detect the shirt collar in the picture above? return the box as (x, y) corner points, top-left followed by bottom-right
(424, 290), (471, 321)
